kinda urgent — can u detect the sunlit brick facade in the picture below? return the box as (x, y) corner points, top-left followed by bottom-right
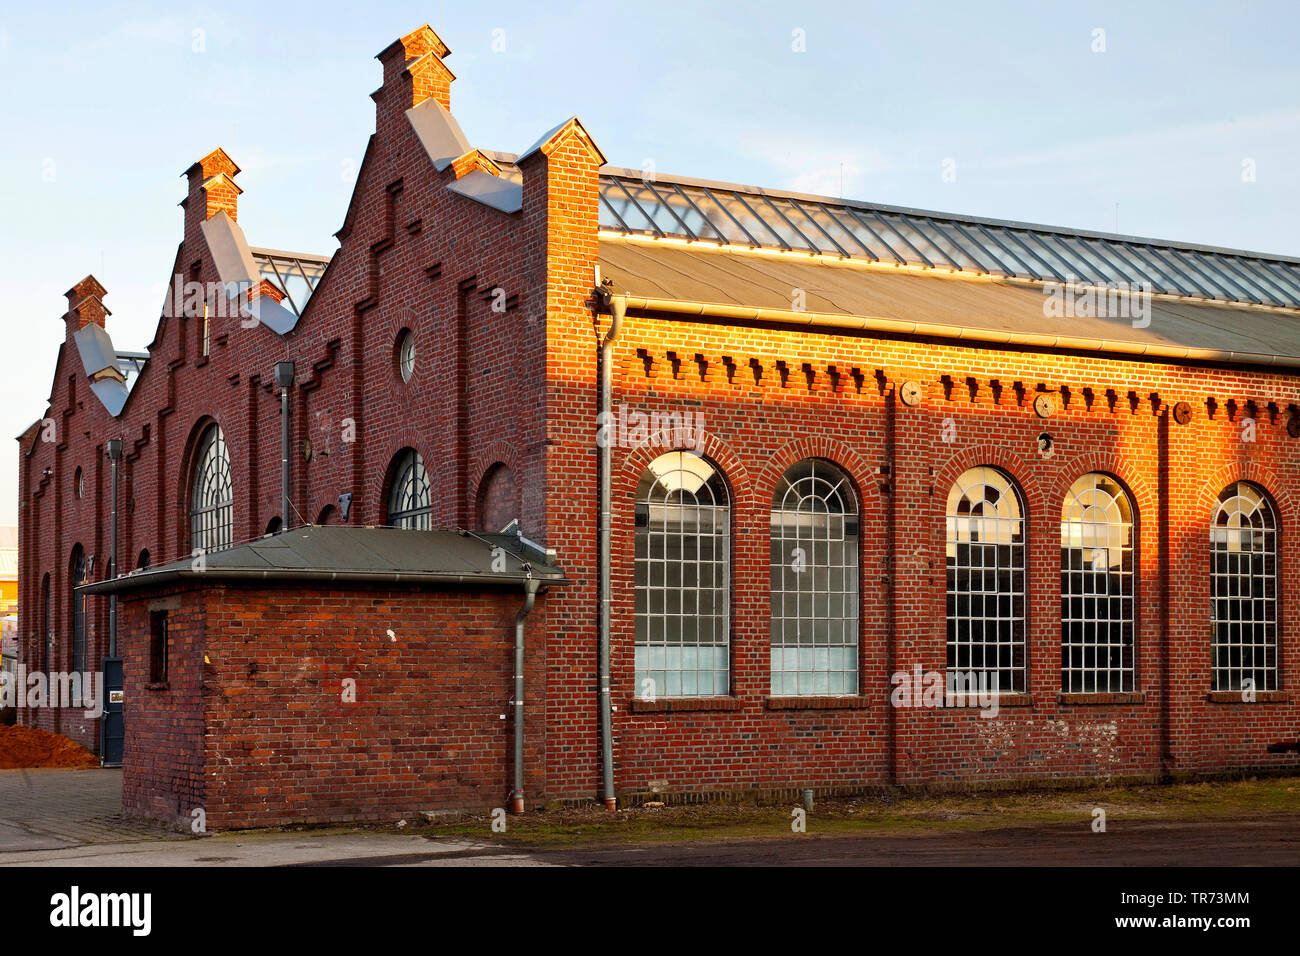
(17, 24), (1300, 827)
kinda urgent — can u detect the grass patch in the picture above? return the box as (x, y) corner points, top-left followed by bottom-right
(407, 775), (1300, 849)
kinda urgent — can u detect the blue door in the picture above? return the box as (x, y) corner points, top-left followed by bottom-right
(100, 656), (124, 767)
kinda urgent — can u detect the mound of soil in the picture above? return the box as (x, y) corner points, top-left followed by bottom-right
(0, 724), (99, 769)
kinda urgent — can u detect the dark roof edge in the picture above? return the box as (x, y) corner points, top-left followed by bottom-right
(613, 294), (1300, 372)
(77, 566), (567, 596)
(249, 246), (333, 264)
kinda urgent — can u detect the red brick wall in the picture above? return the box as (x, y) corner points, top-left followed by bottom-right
(571, 312), (1300, 796)
(119, 582), (546, 829)
(119, 587), (206, 826)
(476, 463), (519, 531)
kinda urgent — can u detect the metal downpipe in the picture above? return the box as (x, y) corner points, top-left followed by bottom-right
(275, 361), (295, 529)
(597, 286), (625, 811)
(281, 388), (290, 526)
(107, 440), (121, 657)
(511, 576), (539, 813)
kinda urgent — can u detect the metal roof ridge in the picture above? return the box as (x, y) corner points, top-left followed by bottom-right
(598, 166), (1300, 266)
(249, 246), (333, 264)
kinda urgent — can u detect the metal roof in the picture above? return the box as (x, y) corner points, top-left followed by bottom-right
(598, 239), (1300, 367)
(597, 168), (1300, 311)
(406, 96), (472, 172)
(76, 525), (566, 596)
(446, 169), (522, 213)
(72, 322), (120, 379)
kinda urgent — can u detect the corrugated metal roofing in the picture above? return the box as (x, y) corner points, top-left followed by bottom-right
(598, 239), (1300, 365)
(76, 525), (566, 596)
(597, 169), (1300, 311)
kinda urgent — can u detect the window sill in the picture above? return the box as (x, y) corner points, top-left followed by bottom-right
(1206, 691), (1290, 704)
(765, 695), (872, 710)
(145, 682), (169, 692)
(944, 692), (1033, 708)
(1058, 692), (1145, 706)
(628, 696), (743, 713)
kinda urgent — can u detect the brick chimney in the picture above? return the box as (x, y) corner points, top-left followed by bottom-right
(181, 147), (242, 228)
(64, 275), (110, 330)
(373, 25), (455, 127)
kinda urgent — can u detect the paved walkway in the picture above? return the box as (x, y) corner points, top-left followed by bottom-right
(0, 768), (548, 866)
(3, 768), (1297, 866)
(0, 768), (178, 852)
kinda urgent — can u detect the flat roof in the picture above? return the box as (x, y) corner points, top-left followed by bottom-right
(77, 525), (567, 596)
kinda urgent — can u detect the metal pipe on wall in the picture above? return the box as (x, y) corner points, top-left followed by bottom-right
(106, 439), (123, 656)
(275, 362), (295, 529)
(595, 281), (624, 812)
(511, 576), (539, 813)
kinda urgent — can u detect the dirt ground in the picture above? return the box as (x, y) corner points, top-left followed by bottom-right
(0, 725), (99, 769)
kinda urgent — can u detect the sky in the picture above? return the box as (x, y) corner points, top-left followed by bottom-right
(1, 0), (1298, 526)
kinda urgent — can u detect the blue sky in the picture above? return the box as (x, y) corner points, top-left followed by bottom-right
(2, 0), (1298, 524)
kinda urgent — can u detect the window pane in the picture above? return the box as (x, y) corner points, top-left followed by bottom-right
(1060, 474), (1135, 693)
(634, 451), (730, 697)
(769, 460), (859, 695)
(1210, 482), (1278, 691)
(190, 424), (234, 553)
(387, 449), (432, 529)
(946, 467), (1026, 693)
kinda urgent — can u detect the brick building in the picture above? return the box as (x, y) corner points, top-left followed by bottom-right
(17, 24), (1300, 828)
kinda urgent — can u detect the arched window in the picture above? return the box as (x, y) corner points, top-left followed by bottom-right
(70, 546), (88, 673)
(316, 505), (336, 526)
(190, 423), (233, 552)
(1211, 481), (1278, 692)
(137, 549), (150, 571)
(635, 451), (730, 697)
(1061, 474), (1135, 693)
(265, 516), (283, 536)
(387, 449), (431, 529)
(770, 460), (858, 695)
(40, 573), (51, 672)
(946, 467), (1026, 694)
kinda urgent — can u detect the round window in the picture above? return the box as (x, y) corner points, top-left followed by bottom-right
(398, 330), (416, 383)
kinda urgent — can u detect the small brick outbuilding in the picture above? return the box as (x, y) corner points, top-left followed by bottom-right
(80, 526), (563, 828)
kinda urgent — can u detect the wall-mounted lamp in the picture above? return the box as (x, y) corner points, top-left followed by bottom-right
(274, 361), (296, 389)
